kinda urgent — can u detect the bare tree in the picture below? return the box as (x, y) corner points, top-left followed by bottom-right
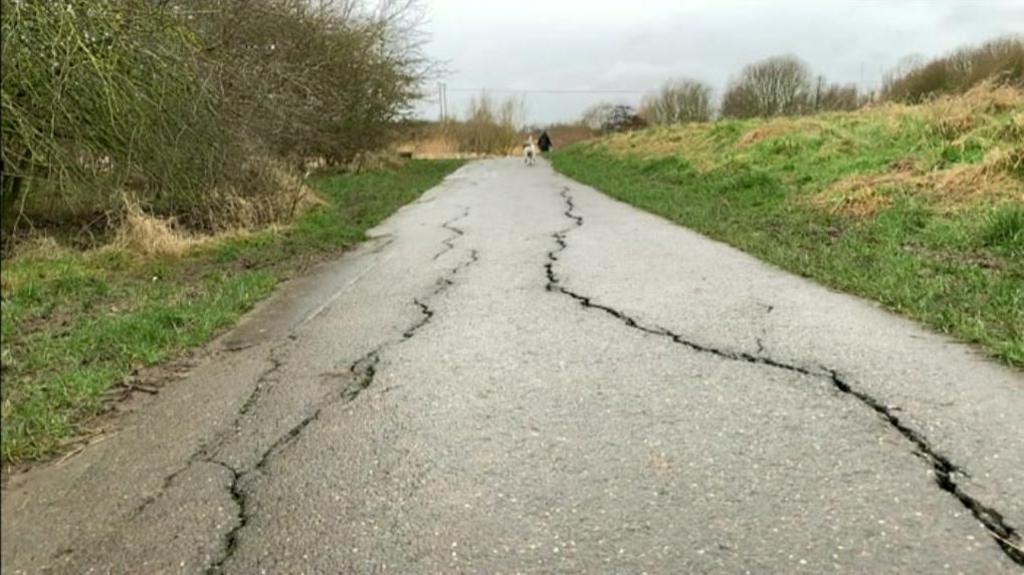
(882, 36), (1023, 102)
(458, 92), (523, 154)
(187, 0), (429, 166)
(582, 103), (645, 133)
(581, 103), (615, 131)
(1, 0), (434, 235)
(721, 55), (812, 118)
(640, 78), (714, 124)
(810, 76), (863, 111)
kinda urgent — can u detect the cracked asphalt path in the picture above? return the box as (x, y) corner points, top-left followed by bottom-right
(3, 159), (1023, 573)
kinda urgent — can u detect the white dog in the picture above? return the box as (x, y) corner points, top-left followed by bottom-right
(523, 138), (537, 166)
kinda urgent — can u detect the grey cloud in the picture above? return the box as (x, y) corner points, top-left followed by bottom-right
(416, 0), (1024, 124)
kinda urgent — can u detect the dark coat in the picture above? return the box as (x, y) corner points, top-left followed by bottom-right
(537, 131), (552, 152)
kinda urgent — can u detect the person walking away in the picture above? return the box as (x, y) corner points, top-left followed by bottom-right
(538, 130), (552, 153)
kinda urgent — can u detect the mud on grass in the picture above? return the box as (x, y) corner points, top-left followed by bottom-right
(0, 160), (465, 463)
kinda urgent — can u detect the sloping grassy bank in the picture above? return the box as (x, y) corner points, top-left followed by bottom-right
(0, 159), (464, 463)
(550, 87), (1022, 366)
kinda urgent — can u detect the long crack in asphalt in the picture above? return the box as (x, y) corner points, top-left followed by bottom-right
(433, 206), (469, 260)
(127, 343), (291, 521)
(545, 185), (1024, 566)
(204, 209), (479, 574)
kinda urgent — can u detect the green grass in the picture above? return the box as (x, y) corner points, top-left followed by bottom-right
(0, 159), (464, 463)
(550, 104), (1023, 367)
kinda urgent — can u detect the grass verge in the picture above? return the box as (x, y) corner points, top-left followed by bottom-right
(550, 89), (1022, 366)
(0, 159), (464, 463)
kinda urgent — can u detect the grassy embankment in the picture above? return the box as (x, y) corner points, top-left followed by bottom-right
(0, 160), (464, 463)
(551, 86), (1023, 366)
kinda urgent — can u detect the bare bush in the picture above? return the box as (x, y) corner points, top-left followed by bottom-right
(582, 103), (646, 133)
(640, 79), (714, 124)
(882, 36), (1024, 102)
(721, 55), (812, 118)
(454, 93), (524, 155)
(1, 0), (223, 230)
(188, 0), (429, 168)
(810, 77), (864, 112)
(1, 0), (429, 243)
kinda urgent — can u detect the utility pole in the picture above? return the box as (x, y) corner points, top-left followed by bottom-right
(438, 82), (444, 122)
(435, 82), (449, 122)
(442, 83), (448, 121)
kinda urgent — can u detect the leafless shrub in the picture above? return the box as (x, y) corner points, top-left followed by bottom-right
(640, 79), (714, 124)
(1, 0), (430, 246)
(453, 93), (524, 155)
(582, 103), (646, 133)
(810, 77), (865, 112)
(1, 0), (223, 233)
(882, 36), (1024, 103)
(721, 55), (812, 118)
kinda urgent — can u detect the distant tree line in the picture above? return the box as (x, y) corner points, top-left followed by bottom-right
(584, 35), (1022, 131)
(881, 37), (1023, 102)
(1, 0), (429, 236)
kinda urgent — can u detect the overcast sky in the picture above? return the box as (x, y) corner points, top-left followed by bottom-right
(413, 0), (1024, 124)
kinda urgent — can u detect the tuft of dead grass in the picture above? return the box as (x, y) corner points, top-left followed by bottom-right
(109, 166), (319, 258)
(6, 236), (69, 261)
(809, 175), (902, 217)
(112, 200), (194, 257)
(736, 119), (808, 146)
(923, 82), (1024, 139)
(198, 156), (324, 233)
(736, 117), (828, 147)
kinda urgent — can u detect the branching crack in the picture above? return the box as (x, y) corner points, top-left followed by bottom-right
(203, 211), (480, 572)
(129, 347), (289, 521)
(546, 185), (1023, 565)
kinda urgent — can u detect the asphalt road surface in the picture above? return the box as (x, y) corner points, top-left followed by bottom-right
(3, 159), (1023, 573)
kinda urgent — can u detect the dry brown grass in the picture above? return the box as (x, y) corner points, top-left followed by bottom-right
(395, 131), (518, 159)
(735, 117), (825, 146)
(395, 122), (596, 160)
(4, 236), (69, 262)
(923, 83), (1024, 139)
(800, 85), (1024, 216)
(112, 200), (194, 257)
(199, 156), (323, 232)
(597, 124), (722, 170)
(982, 145), (1024, 174)
(585, 82), (1023, 217)
(811, 157), (1024, 217)
(105, 155), (324, 258)
(404, 133), (460, 156)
